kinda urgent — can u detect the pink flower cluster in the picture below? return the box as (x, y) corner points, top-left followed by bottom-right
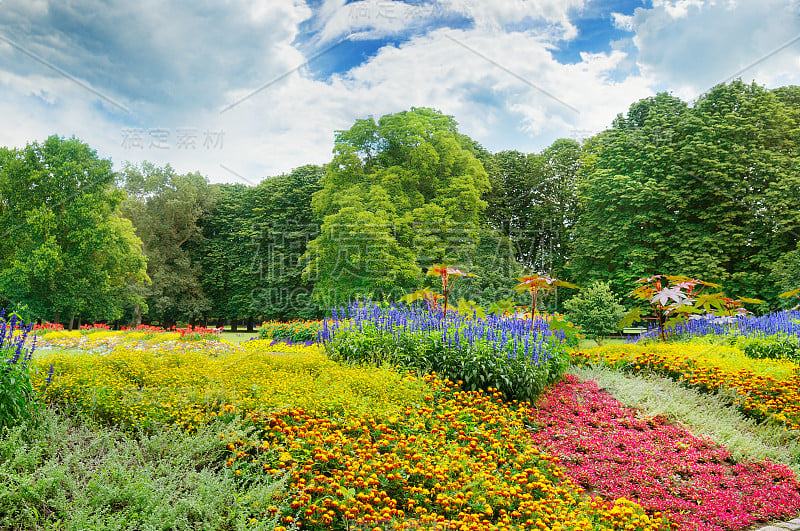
(529, 374), (800, 530)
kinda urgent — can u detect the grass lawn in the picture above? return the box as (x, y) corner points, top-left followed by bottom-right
(218, 330), (261, 343)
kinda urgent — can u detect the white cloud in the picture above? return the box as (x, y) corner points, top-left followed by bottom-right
(316, 0), (428, 42)
(314, 0), (588, 43)
(627, 0), (800, 98)
(453, 0), (586, 38)
(651, 0), (706, 19)
(611, 12), (635, 31)
(5, 0), (799, 187)
(198, 27), (655, 180)
(0, 1), (657, 183)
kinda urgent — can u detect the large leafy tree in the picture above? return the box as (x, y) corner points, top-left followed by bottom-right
(200, 165), (324, 328)
(568, 81), (800, 307)
(199, 183), (252, 330)
(485, 139), (581, 276)
(119, 162), (216, 327)
(249, 165), (323, 320)
(305, 107), (492, 306)
(0, 136), (148, 326)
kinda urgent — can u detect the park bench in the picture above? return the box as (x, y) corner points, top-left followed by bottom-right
(622, 327), (646, 335)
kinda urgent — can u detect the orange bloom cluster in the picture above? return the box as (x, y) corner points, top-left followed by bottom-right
(573, 345), (800, 433)
(223, 376), (669, 530)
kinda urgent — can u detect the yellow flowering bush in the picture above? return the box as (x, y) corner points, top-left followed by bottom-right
(239, 339), (325, 355)
(33, 342), (429, 429)
(573, 343), (800, 432)
(36, 330), (81, 342)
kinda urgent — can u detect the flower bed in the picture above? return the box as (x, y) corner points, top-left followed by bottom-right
(31, 335), (668, 530)
(573, 344), (800, 432)
(260, 320), (324, 342)
(33, 341), (426, 430)
(661, 310), (800, 341)
(322, 302), (570, 402)
(223, 377), (667, 531)
(529, 374), (800, 530)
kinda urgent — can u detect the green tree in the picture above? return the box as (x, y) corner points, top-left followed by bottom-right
(563, 281), (626, 345)
(199, 166), (324, 329)
(485, 140), (581, 275)
(119, 162), (216, 327)
(568, 82), (800, 308)
(568, 92), (688, 296)
(198, 183), (252, 330)
(248, 166), (324, 320)
(305, 108), (492, 306)
(448, 228), (525, 307)
(0, 136), (148, 326)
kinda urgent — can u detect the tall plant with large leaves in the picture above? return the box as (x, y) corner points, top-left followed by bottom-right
(513, 274), (579, 328)
(624, 274), (763, 341)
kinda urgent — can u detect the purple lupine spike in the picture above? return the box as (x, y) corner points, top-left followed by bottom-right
(44, 363), (54, 389)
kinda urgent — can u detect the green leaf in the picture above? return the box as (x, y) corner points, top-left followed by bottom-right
(617, 308), (642, 329)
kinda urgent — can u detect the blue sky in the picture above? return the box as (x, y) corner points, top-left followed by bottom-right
(0, 0), (798, 183)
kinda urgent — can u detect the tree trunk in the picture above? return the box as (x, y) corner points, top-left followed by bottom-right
(54, 310), (60, 325)
(216, 316), (224, 330)
(230, 319), (238, 333)
(76, 316), (81, 329)
(246, 317), (254, 333)
(133, 305), (142, 327)
(68, 314), (75, 331)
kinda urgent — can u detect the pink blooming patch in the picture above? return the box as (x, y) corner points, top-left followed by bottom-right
(529, 374), (800, 530)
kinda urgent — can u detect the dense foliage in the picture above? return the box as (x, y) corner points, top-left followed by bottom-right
(119, 162), (216, 327)
(736, 334), (800, 361)
(568, 82), (800, 308)
(563, 281), (626, 343)
(0, 136), (148, 324)
(259, 320), (323, 342)
(304, 107), (496, 306)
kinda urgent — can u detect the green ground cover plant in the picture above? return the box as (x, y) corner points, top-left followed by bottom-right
(0, 405), (287, 531)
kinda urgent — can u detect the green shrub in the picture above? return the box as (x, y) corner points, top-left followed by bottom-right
(563, 281), (627, 344)
(735, 333), (800, 361)
(325, 326), (568, 403)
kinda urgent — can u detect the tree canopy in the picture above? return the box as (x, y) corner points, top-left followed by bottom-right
(119, 162), (215, 327)
(0, 136), (148, 325)
(568, 82), (800, 307)
(305, 107), (492, 306)
(2, 85), (798, 324)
